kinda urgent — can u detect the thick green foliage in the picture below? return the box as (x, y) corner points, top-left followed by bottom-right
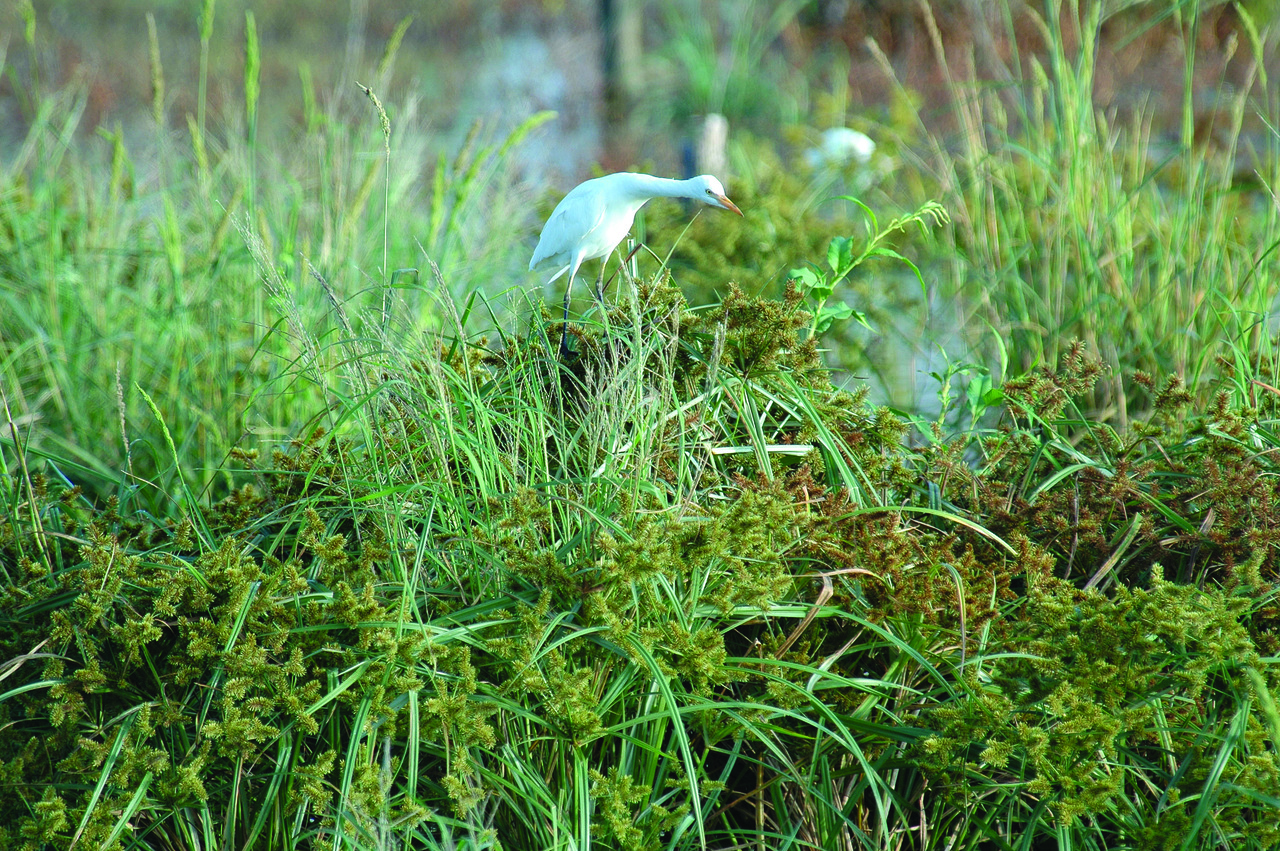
(3, 284), (1279, 849)
(0, 478), (434, 847)
(921, 570), (1277, 841)
(3, 1), (1279, 848)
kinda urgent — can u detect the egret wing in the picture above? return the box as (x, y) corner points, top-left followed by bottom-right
(529, 182), (609, 273)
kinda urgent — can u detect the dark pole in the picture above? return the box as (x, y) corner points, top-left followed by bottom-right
(601, 0), (641, 158)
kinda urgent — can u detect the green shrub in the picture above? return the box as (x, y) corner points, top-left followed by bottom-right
(4, 285), (1279, 849)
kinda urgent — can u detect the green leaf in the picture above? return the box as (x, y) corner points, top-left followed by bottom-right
(964, 371), (997, 414)
(826, 235), (856, 280)
(814, 302), (854, 334)
(788, 265), (820, 291)
(826, 236), (843, 273)
(837, 235), (855, 276)
(835, 194), (877, 233)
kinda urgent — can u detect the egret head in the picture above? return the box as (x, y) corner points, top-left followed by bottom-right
(691, 175), (743, 216)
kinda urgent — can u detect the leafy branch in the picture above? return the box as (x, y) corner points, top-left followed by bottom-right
(790, 198), (949, 337)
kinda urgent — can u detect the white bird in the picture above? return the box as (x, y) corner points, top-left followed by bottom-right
(529, 172), (743, 353)
(804, 127), (875, 169)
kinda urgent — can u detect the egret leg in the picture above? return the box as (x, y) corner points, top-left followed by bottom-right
(560, 273), (575, 357)
(595, 264), (607, 304)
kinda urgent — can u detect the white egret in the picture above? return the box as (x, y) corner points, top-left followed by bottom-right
(804, 127), (875, 169)
(529, 172), (743, 353)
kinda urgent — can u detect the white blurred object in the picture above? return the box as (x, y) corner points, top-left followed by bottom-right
(805, 127), (876, 169)
(695, 114), (730, 190)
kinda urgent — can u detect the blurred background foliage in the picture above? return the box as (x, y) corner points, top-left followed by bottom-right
(1, 0), (1279, 485)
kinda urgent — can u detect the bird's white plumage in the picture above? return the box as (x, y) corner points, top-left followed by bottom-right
(530, 172), (740, 280)
(529, 172), (742, 352)
(804, 128), (876, 169)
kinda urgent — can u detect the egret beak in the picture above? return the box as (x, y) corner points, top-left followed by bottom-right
(714, 194), (743, 216)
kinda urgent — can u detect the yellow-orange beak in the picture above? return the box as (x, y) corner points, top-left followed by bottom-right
(714, 194), (743, 216)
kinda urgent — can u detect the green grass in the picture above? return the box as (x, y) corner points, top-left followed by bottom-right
(638, 0), (1280, 420)
(897, 0), (1280, 424)
(2, 1), (1280, 850)
(4, 269), (1280, 850)
(0, 4), (539, 508)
